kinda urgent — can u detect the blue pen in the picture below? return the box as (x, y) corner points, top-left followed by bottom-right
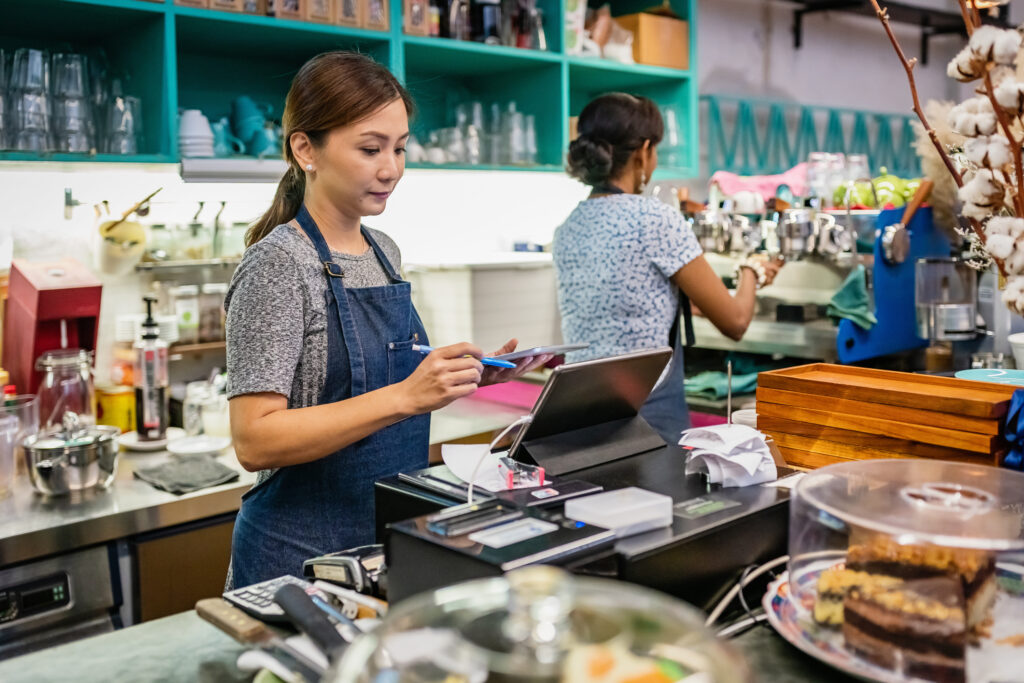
(411, 344), (517, 369)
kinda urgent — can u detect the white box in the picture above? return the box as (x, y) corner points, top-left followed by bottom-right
(564, 487), (673, 538)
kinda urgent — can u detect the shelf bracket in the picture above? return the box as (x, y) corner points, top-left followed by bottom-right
(793, 1), (861, 50)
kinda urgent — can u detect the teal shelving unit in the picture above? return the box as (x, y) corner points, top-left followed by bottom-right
(0, 0), (698, 176)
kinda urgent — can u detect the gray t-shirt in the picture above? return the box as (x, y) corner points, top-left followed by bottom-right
(225, 222), (402, 484)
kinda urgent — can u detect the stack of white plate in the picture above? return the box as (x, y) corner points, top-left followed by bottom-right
(179, 109), (214, 158)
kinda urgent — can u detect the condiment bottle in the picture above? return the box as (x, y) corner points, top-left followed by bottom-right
(133, 295), (169, 441)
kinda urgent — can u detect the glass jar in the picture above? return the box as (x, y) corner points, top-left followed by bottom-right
(179, 221), (212, 261)
(35, 348), (95, 430)
(170, 284), (200, 345)
(199, 282), (228, 343)
(183, 381), (211, 436)
(201, 394), (230, 438)
(144, 223), (175, 262)
(216, 222), (248, 258)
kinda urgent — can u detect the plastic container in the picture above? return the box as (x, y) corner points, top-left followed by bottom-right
(170, 284), (200, 345)
(0, 414), (18, 498)
(564, 486), (673, 538)
(1008, 332), (1024, 370)
(1, 394), (39, 477)
(201, 393), (230, 438)
(785, 460), (1024, 682)
(199, 282), (228, 343)
(328, 565), (751, 683)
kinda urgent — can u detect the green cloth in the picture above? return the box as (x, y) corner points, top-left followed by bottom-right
(827, 264), (877, 330)
(685, 370), (759, 399)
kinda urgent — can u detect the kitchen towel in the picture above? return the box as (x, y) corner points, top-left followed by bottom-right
(684, 370), (759, 400)
(135, 455), (239, 495)
(827, 264), (877, 330)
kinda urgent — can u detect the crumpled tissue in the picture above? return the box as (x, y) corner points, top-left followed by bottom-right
(679, 423), (777, 487)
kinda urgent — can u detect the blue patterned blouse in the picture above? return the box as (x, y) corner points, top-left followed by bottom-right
(553, 194), (703, 364)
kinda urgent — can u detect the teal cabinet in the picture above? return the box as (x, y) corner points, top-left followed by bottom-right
(0, 0), (697, 176)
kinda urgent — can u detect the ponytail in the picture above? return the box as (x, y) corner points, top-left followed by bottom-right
(242, 51), (414, 248)
(246, 164), (306, 247)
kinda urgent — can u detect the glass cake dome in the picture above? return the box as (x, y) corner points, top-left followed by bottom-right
(785, 460), (1024, 683)
(328, 565), (752, 683)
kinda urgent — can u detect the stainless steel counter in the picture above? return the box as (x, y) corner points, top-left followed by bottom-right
(0, 449), (256, 567)
(0, 398), (525, 567)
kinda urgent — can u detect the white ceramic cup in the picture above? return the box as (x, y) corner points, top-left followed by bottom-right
(179, 110), (213, 139)
(1008, 332), (1024, 369)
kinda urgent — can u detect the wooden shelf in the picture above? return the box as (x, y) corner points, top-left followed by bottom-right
(135, 257), (241, 270)
(169, 341), (226, 356)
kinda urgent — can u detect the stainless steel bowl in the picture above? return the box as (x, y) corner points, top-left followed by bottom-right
(21, 419), (119, 496)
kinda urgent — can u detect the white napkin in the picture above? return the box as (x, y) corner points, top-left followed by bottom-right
(680, 424), (777, 488)
(441, 444), (508, 492)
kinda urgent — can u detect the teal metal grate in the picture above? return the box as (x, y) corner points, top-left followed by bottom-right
(702, 94), (920, 179)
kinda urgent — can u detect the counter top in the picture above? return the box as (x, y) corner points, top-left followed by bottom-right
(0, 608), (857, 682)
(0, 448), (257, 566)
(0, 394), (529, 567)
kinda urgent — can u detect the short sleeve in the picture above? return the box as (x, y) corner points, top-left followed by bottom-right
(225, 241), (307, 399)
(645, 204), (703, 277)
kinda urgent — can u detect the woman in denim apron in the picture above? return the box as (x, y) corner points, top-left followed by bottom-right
(227, 53), (547, 587)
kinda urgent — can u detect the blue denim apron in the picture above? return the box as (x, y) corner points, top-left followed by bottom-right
(230, 206), (429, 587)
(638, 306), (691, 444)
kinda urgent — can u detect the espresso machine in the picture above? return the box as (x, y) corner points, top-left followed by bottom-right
(2, 258), (102, 395)
(687, 204), (956, 364)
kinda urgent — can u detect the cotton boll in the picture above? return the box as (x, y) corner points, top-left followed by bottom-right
(994, 78), (1024, 114)
(948, 47), (985, 81)
(986, 216), (1023, 237)
(950, 97), (999, 135)
(969, 26), (1001, 61)
(1003, 247), (1024, 275)
(965, 135), (1013, 168)
(961, 201), (994, 222)
(1002, 277), (1024, 314)
(958, 170), (1006, 208)
(992, 29), (1022, 65)
(985, 233), (1015, 259)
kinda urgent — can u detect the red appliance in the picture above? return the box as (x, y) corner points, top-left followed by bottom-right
(2, 259), (102, 395)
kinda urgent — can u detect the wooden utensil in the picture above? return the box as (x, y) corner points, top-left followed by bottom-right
(195, 598), (324, 680)
(98, 187), (163, 238)
(880, 178), (933, 264)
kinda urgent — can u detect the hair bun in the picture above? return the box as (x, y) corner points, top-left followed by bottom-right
(566, 135), (614, 186)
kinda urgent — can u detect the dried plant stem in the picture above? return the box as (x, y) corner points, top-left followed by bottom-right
(868, 0), (963, 188)
(982, 71), (1024, 216)
(957, 0), (977, 34)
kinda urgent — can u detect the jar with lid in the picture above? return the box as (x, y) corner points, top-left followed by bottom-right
(216, 222), (248, 258)
(179, 221), (213, 261)
(199, 282), (228, 343)
(144, 223), (176, 262)
(170, 284), (200, 345)
(35, 348), (95, 430)
(183, 381), (211, 436)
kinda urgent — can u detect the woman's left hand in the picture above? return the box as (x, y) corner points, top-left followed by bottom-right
(479, 338), (554, 387)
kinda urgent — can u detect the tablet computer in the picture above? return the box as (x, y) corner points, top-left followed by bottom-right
(506, 347), (673, 465)
(493, 344), (589, 361)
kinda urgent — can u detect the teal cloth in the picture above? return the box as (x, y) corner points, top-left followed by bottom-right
(685, 370), (759, 399)
(827, 264), (877, 330)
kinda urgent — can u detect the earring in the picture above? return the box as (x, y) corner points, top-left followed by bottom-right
(638, 174), (648, 194)
(306, 164), (313, 171)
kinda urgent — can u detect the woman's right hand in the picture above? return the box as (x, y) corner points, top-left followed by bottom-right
(396, 342), (484, 415)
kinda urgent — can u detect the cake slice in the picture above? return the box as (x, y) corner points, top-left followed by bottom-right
(843, 575), (967, 683)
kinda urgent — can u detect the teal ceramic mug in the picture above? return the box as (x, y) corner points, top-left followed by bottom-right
(248, 123), (281, 159)
(211, 118), (245, 157)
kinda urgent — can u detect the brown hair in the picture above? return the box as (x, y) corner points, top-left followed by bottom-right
(247, 51), (415, 247)
(566, 93), (663, 187)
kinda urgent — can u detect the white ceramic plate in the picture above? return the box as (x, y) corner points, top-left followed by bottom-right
(167, 435), (231, 457)
(118, 427), (187, 451)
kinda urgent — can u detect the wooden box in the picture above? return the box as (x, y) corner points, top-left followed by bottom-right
(210, 0), (243, 10)
(403, 0), (430, 35)
(241, 0), (267, 13)
(613, 12), (688, 71)
(304, 0), (334, 22)
(268, 0), (303, 19)
(175, 0), (210, 8)
(361, 0), (389, 31)
(335, 0), (361, 26)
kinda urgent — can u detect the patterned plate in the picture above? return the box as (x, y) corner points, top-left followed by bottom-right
(762, 563), (1024, 683)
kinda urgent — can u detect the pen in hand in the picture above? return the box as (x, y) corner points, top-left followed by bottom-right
(411, 344), (517, 369)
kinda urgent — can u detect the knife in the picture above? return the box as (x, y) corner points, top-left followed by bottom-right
(195, 597), (325, 682)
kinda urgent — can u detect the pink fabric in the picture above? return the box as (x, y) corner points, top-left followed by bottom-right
(710, 163), (808, 202)
(690, 411), (728, 428)
(474, 381), (543, 409)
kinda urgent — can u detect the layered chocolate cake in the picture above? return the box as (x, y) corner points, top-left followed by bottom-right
(843, 575), (968, 683)
(845, 534), (997, 632)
